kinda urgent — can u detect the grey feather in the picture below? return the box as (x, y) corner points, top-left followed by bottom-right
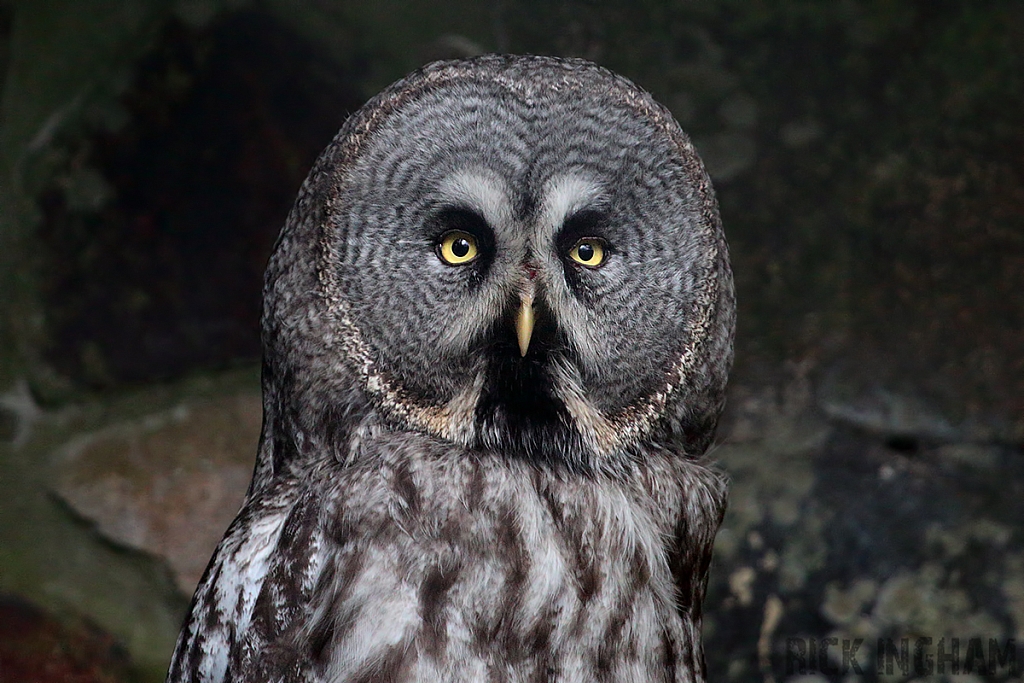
(168, 54), (734, 683)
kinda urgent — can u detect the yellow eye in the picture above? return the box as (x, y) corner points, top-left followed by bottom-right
(569, 238), (606, 267)
(437, 231), (479, 265)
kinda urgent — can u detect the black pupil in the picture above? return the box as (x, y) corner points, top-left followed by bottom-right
(452, 237), (470, 258)
(577, 243), (595, 262)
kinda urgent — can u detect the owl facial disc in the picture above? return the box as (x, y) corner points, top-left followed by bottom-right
(300, 55), (734, 468)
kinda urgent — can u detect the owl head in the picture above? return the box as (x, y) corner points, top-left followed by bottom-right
(257, 55), (734, 481)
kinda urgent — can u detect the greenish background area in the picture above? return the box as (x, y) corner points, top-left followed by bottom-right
(0, 0), (1021, 680)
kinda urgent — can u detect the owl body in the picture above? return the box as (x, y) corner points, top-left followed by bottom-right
(168, 55), (733, 683)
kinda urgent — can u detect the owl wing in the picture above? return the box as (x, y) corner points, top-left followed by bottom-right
(166, 476), (327, 682)
(661, 457), (729, 683)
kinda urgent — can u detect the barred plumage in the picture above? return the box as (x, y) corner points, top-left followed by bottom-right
(168, 54), (734, 683)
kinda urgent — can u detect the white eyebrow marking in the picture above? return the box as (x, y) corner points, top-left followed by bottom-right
(436, 169), (513, 229)
(537, 174), (606, 234)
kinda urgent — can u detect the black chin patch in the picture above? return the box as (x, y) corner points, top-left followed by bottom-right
(472, 306), (590, 471)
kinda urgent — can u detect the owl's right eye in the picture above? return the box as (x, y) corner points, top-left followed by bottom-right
(437, 230), (479, 265)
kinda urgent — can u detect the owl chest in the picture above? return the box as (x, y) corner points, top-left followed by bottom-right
(307, 458), (693, 682)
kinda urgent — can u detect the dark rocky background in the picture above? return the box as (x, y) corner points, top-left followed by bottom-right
(0, 1), (1021, 680)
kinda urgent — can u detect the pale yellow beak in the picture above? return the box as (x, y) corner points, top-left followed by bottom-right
(516, 290), (535, 357)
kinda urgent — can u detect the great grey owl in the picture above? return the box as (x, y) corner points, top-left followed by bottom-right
(167, 54), (734, 683)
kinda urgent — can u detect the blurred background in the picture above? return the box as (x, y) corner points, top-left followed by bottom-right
(0, 0), (1021, 680)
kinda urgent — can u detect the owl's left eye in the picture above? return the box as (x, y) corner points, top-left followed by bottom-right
(437, 231), (479, 265)
(568, 238), (606, 268)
